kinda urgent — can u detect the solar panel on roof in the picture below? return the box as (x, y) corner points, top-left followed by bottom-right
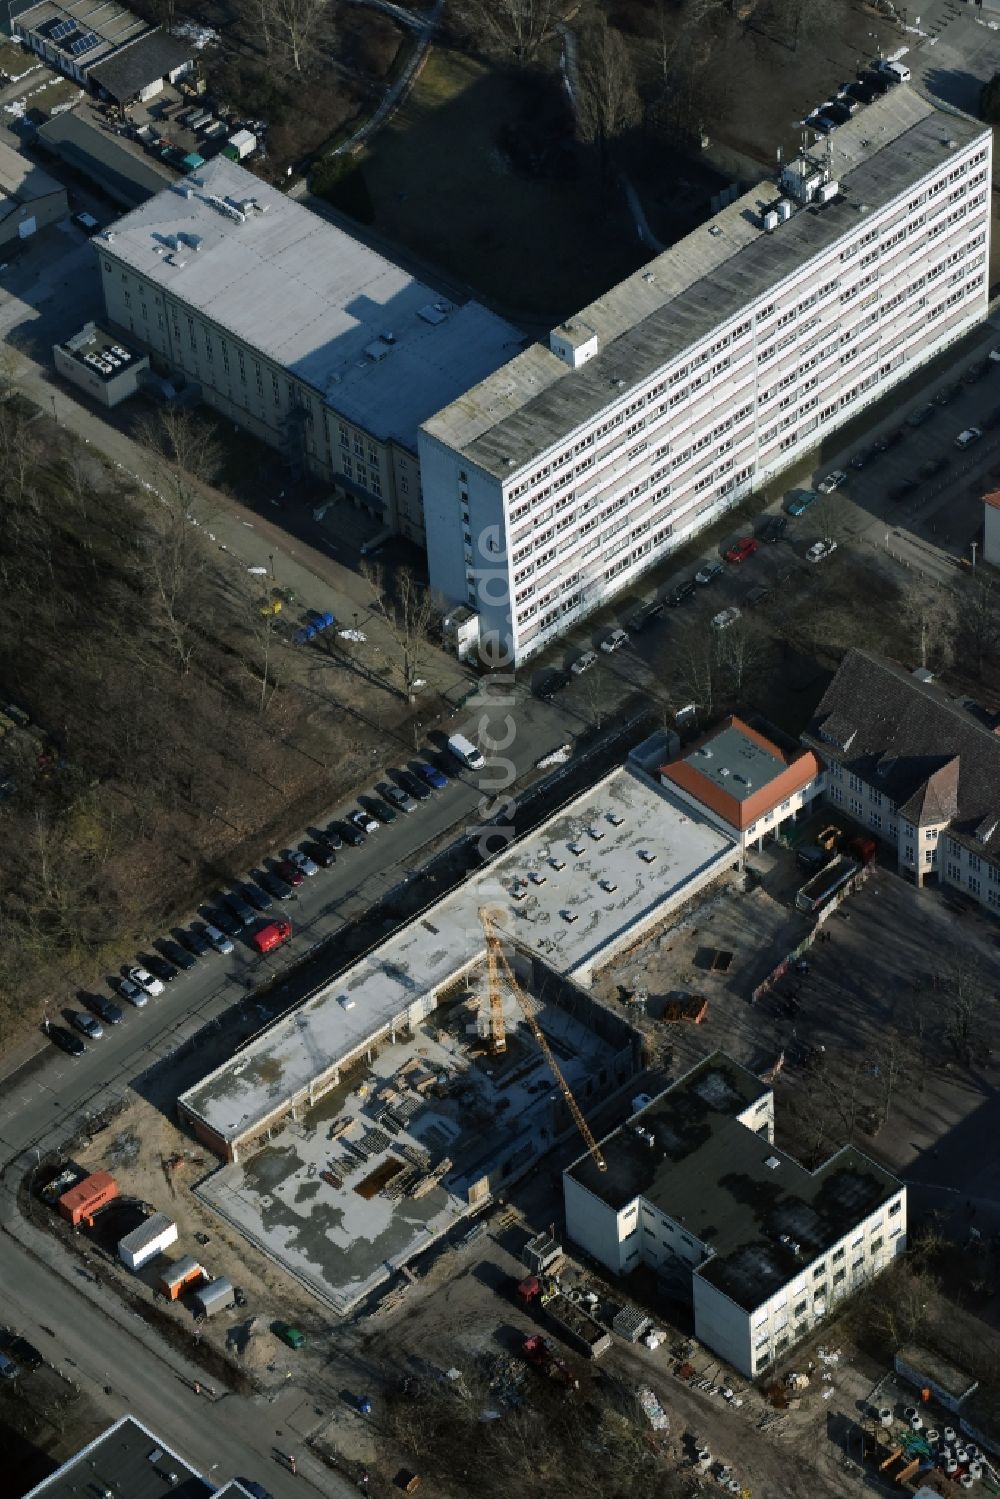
(70, 31), (99, 55)
(50, 18), (76, 40)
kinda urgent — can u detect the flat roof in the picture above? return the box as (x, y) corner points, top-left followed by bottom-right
(178, 764), (733, 1145)
(25, 1416), (210, 1499)
(61, 320), (144, 380)
(37, 110), (175, 205)
(423, 89), (987, 477)
(97, 156), (525, 450)
(567, 1053), (901, 1311)
(89, 27), (191, 100)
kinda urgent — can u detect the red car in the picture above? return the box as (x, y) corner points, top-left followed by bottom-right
(724, 536), (759, 564)
(275, 860), (304, 888)
(251, 919), (292, 955)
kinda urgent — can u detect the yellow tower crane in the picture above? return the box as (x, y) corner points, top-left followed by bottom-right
(478, 906), (608, 1172)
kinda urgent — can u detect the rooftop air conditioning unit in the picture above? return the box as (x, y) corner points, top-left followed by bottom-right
(776, 199), (792, 222)
(763, 210), (779, 233)
(817, 180), (839, 203)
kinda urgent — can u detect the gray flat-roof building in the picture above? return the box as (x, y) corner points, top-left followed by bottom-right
(36, 109), (174, 206)
(420, 87), (991, 664)
(564, 1052), (905, 1377)
(178, 760), (734, 1162)
(95, 156), (524, 546)
(24, 1416), (212, 1499)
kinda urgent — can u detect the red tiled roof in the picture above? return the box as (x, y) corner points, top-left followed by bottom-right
(984, 490), (1000, 511)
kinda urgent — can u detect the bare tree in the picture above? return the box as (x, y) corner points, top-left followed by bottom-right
(899, 579), (958, 673)
(456, 0), (558, 61)
(262, 0), (331, 72)
(361, 564), (437, 702)
(714, 616), (767, 696)
(575, 18), (642, 177)
(132, 410), (222, 675)
(957, 574), (999, 677)
(673, 626), (716, 714)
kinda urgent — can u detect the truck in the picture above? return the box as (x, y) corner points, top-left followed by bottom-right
(251, 919), (292, 955)
(446, 732), (485, 770)
(795, 855), (857, 914)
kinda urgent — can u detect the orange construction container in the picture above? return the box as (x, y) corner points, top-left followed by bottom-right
(58, 1171), (118, 1226)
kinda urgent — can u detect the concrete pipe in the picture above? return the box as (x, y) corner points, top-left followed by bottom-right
(878, 1408), (893, 1427)
(945, 1459), (959, 1476)
(945, 1427), (958, 1444)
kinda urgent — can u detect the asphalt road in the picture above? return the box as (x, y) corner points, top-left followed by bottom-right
(0, 1219), (357, 1497)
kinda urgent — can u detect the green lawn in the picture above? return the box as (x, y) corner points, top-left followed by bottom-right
(359, 49), (649, 320)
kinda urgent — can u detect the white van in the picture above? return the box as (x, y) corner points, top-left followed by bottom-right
(878, 59), (910, 84)
(447, 732), (485, 770)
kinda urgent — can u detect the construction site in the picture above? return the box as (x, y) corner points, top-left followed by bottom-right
(198, 938), (643, 1314)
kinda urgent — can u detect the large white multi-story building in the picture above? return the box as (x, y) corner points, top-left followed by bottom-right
(93, 156), (523, 547)
(421, 88), (991, 663)
(564, 1052), (906, 1377)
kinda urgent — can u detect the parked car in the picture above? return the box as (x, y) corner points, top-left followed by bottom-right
(127, 965), (164, 997)
(627, 599), (664, 629)
(570, 650), (598, 675)
(316, 824), (344, 851)
(284, 848), (320, 877)
(256, 869), (293, 901)
(194, 923), (234, 956)
(934, 381), (962, 405)
(157, 938), (197, 972)
(363, 796), (397, 825)
(237, 881), (273, 913)
(711, 606), (742, 632)
(964, 358), (990, 384)
(533, 668), (569, 701)
(665, 579), (696, 607)
(0, 1333), (42, 1372)
(301, 841), (335, 868)
(918, 455), (949, 479)
(806, 538), (838, 564)
(817, 469), (847, 494)
(397, 770), (431, 803)
(724, 536), (758, 564)
(0, 1352), (21, 1379)
(849, 448), (875, 470)
(44, 1021), (85, 1057)
(73, 210), (100, 235)
(349, 809), (380, 835)
(805, 113), (835, 134)
(757, 514), (787, 543)
(379, 781), (419, 813)
(600, 627), (630, 653)
(87, 993), (124, 1026)
(274, 1323), (305, 1350)
(694, 560), (724, 585)
(744, 585), (772, 609)
(413, 761), (449, 791)
(144, 954), (178, 985)
(872, 427), (904, 452)
(955, 427), (982, 450)
(224, 891), (258, 926)
(274, 859), (305, 888)
(206, 905), (242, 938)
(907, 403), (936, 428)
(784, 489), (817, 516)
(338, 818), (367, 846)
(115, 976), (149, 1008)
(989, 346), (1000, 364)
(177, 926), (211, 958)
(71, 1011), (104, 1041)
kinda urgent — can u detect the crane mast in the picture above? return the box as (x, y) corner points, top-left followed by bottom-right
(478, 906), (607, 1172)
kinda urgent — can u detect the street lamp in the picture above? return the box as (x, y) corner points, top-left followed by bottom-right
(268, 553), (275, 581)
(971, 541), (978, 572)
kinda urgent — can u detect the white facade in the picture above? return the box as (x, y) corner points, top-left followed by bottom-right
(421, 95), (991, 664)
(984, 494), (1000, 567)
(563, 1057), (905, 1378)
(695, 1188), (907, 1375)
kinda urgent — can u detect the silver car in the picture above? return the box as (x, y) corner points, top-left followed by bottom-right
(198, 923), (235, 955)
(71, 1011), (104, 1041)
(115, 976), (148, 1008)
(285, 848), (319, 877)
